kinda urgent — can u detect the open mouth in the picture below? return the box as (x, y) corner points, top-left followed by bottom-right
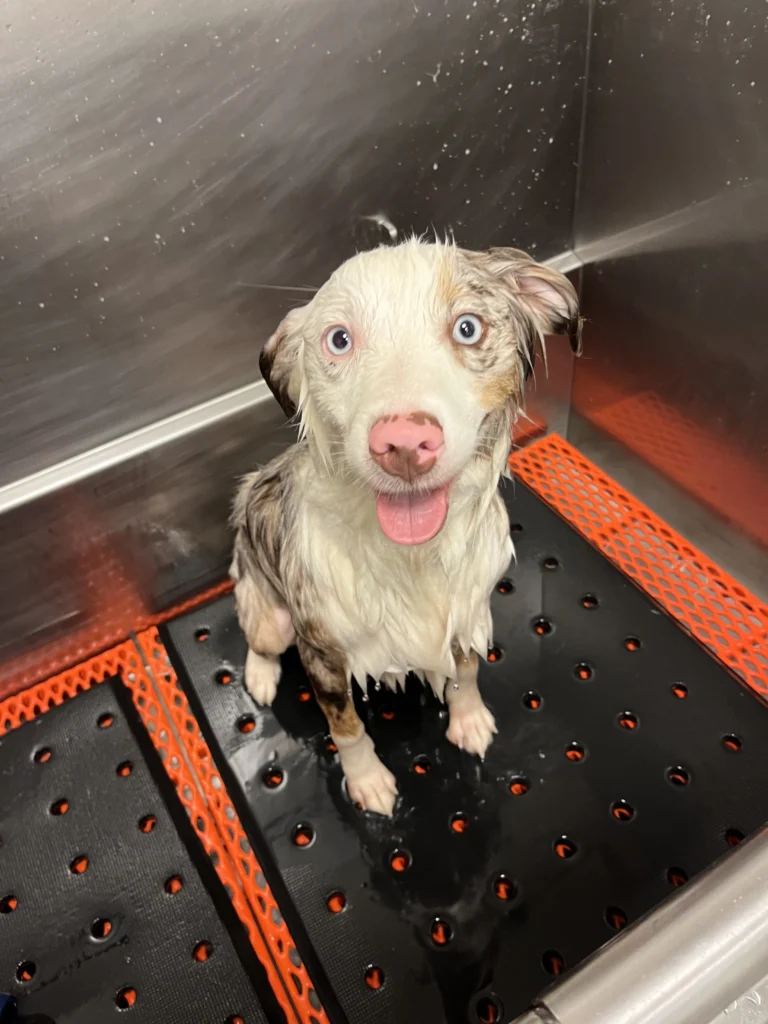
(375, 484), (450, 546)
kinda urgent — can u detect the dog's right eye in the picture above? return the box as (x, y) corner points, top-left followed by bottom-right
(323, 325), (354, 357)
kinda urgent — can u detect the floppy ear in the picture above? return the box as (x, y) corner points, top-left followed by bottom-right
(258, 306), (307, 418)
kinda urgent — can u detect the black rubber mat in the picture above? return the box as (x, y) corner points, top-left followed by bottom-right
(163, 481), (768, 1024)
(0, 678), (281, 1024)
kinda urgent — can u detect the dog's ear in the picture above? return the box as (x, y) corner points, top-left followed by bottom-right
(259, 306), (307, 418)
(462, 247), (583, 371)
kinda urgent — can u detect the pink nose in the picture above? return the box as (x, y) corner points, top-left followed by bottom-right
(368, 412), (445, 482)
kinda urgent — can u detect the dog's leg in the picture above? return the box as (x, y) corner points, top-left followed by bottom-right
(445, 650), (497, 758)
(234, 573), (294, 706)
(298, 640), (398, 817)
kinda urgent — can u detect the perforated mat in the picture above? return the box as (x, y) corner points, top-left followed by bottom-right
(164, 481), (768, 1024)
(0, 678), (280, 1024)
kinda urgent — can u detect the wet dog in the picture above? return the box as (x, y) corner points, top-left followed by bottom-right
(231, 238), (580, 815)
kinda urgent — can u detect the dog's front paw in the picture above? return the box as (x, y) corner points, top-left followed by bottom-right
(244, 649), (281, 705)
(446, 701), (498, 758)
(347, 762), (398, 817)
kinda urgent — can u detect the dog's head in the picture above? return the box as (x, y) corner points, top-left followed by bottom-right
(260, 239), (581, 546)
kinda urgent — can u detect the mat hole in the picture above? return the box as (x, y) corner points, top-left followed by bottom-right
(226, 1017), (245, 1024)
(193, 941), (213, 962)
(493, 875), (517, 901)
(70, 855), (89, 875)
(91, 918), (112, 940)
(325, 736), (338, 754)
(116, 761), (133, 778)
(510, 522), (523, 534)
(215, 669), (233, 686)
(164, 875), (183, 895)
(476, 995), (501, 1023)
(624, 636), (641, 652)
(611, 800), (635, 822)
(565, 742), (585, 762)
(671, 683), (688, 699)
(667, 866), (688, 887)
(451, 812), (469, 833)
(0, 895), (18, 914)
(606, 906), (628, 931)
(726, 828), (745, 847)
(380, 706), (395, 720)
(618, 711), (638, 730)
(581, 593), (599, 609)
(389, 849), (412, 873)
(574, 662), (593, 681)
(326, 891), (347, 914)
(533, 617), (552, 636)
(97, 713), (114, 729)
(722, 734), (742, 752)
(138, 814), (157, 834)
(543, 950), (565, 975)
(237, 715), (256, 734)
(667, 766), (690, 786)
(292, 823), (315, 848)
(554, 836), (577, 859)
(365, 965), (385, 990)
(496, 578), (515, 595)
(509, 776), (530, 796)
(487, 645), (503, 663)
(50, 798), (69, 816)
(413, 755), (431, 775)
(522, 691), (542, 710)
(542, 557), (559, 571)
(262, 766), (285, 790)
(16, 962), (35, 984)
(115, 987), (137, 1010)
(430, 918), (453, 946)
(195, 627), (211, 642)
(33, 747), (52, 764)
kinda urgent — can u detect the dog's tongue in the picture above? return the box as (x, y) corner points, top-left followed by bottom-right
(375, 486), (449, 545)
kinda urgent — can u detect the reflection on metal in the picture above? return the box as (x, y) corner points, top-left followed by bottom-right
(512, 827), (768, 1024)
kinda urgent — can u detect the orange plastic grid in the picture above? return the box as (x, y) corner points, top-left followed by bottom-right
(0, 636), (327, 1024)
(510, 434), (768, 698)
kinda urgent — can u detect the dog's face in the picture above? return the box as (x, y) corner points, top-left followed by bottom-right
(260, 240), (580, 546)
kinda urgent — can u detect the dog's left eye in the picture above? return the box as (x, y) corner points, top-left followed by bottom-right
(324, 326), (354, 356)
(452, 314), (483, 345)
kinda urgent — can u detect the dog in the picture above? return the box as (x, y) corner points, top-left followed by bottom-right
(230, 238), (581, 816)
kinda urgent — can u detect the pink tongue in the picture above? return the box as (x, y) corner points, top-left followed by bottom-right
(375, 486), (449, 545)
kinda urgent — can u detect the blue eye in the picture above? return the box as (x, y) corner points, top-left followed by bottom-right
(325, 325), (354, 355)
(452, 314), (483, 345)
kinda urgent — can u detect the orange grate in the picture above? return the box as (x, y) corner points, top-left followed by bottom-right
(0, 634), (327, 1024)
(510, 434), (768, 698)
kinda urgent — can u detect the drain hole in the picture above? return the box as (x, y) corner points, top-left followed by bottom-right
(97, 713), (114, 729)
(624, 636), (641, 652)
(565, 742), (585, 762)
(297, 686), (312, 703)
(487, 645), (503, 663)
(510, 522), (523, 534)
(554, 836), (577, 859)
(413, 755), (431, 775)
(215, 669), (233, 686)
(33, 747), (52, 764)
(533, 618), (552, 636)
(611, 800), (635, 822)
(365, 965), (385, 990)
(262, 766), (285, 789)
(164, 875), (183, 895)
(0, 895), (18, 914)
(16, 962), (36, 984)
(237, 715), (256, 734)
(116, 761), (133, 777)
(726, 828), (745, 847)
(522, 691), (543, 710)
(325, 736), (338, 754)
(667, 866), (688, 887)
(450, 812), (469, 833)
(430, 918), (453, 946)
(91, 918), (112, 940)
(496, 578), (514, 594)
(195, 627), (210, 642)
(50, 798), (69, 816)
(581, 593), (599, 609)
(606, 906), (628, 931)
(70, 855), (89, 875)
(618, 711), (638, 730)
(226, 1017), (245, 1024)
(138, 814), (157, 834)
(493, 875), (517, 901)
(115, 987), (137, 1010)
(476, 995), (501, 1022)
(326, 891), (347, 914)
(380, 706), (395, 721)
(723, 734), (742, 752)
(667, 766), (690, 786)
(509, 776), (530, 796)
(574, 663), (593, 681)
(671, 683), (688, 699)
(193, 941), (213, 962)
(292, 823), (315, 848)
(543, 950), (565, 975)
(389, 849), (412, 872)
(542, 557), (559, 570)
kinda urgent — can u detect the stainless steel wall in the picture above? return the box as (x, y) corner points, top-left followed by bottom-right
(0, 0), (590, 694)
(572, 0), (768, 593)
